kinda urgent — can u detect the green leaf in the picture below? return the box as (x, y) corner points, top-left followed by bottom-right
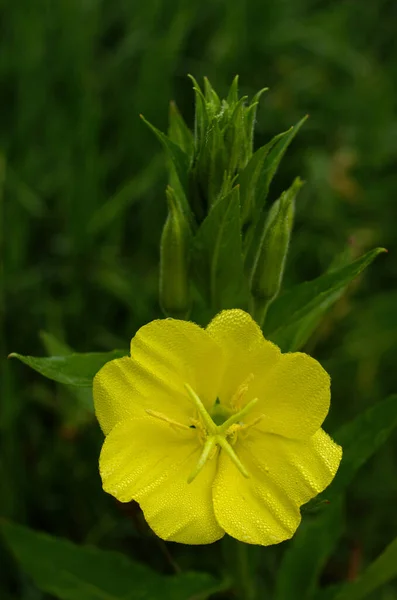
(9, 350), (127, 387)
(242, 116), (307, 257)
(275, 498), (344, 600)
(39, 332), (95, 418)
(140, 115), (191, 216)
(188, 74), (208, 151)
(239, 130), (288, 226)
(265, 247), (386, 351)
(244, 87), (268, 152)
(334, 536), (397, 600)
(1, 520), (224, 600)
(276, 394), (397, 600)
(226, 75), (239, 105)
(192, 186), (249, 312)
(329, 394), (397, 498)
(168, 101), (194, 160)
(203, 76), (221, 110)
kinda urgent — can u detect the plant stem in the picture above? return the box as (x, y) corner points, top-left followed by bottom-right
(223, 536), (257, 600)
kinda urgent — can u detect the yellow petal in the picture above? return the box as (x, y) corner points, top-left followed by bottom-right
(94, 318), (223, 434)
(248, 352), (331, 439)
(242, 427), (342, 506)
(206, 309), (281, 408)
(213, 441), (301, 546)
(100, 416), (225, 544)
(94, 357), (138, 435)
(212, 428), (341, 546)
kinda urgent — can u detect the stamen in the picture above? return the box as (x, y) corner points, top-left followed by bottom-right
(230, 372), (254, 409)
(145, 409), (190, 430)
(183, 383), (252, 482)
(184, 383), (217, 435)
(238, 414), (265, 431)
(218, 397), (259, 435)
(187, 436), (217, 483)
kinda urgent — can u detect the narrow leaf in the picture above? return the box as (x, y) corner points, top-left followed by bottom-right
(239, 131), (288, 225)
(168, 101), (194, 160)
(265, 248), (386, 351)
(226, 75), (239, 105)
(188, 74), (208, 151)
(242, 116), (307, 258)
(140, 115), (190, 214)
(1, 521), (223, 600)
(9, 350), (127, 387)
(244, 87), (268, 153)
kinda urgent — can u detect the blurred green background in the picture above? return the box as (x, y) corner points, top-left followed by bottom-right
(1, 0), (396, 597)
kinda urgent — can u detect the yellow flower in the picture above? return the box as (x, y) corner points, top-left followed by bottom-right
(94, 309), (342, 546)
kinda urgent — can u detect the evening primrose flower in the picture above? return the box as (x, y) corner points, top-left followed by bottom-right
(94, 309), (342, 546)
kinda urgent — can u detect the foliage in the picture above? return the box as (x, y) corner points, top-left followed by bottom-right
(1, 0), (397, 598)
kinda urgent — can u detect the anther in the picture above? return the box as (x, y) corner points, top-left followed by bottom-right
(230, 373), (254, 409)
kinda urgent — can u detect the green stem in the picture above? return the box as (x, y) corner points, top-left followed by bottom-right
(223, 536), (257, 600)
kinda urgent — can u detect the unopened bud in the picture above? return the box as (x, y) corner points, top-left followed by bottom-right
(250, 177), (304, 325)
(159, 187), (192, 319)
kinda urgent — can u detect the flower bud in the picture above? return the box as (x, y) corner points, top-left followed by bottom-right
(159, 187), (192, 319)
(250, 177), (304, 326)
(188, 75), (267, 213)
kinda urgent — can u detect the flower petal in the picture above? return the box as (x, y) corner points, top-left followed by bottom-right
(94, 318), (223, 434)
(243, 427), (342, 506)
(100, 416), (225, 544)
(206, 309), (281, 408)
(212, 428), (341, 546)
(213, 442), (301, 546)
(94, 357), (139, 435)
(248, 352), (331, 439)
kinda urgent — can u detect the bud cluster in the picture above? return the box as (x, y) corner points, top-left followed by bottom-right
(142, 77), (306, 326)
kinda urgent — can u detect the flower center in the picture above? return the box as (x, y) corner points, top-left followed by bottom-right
(145, 377), (259, 484)
(183, 382), (258, 483)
